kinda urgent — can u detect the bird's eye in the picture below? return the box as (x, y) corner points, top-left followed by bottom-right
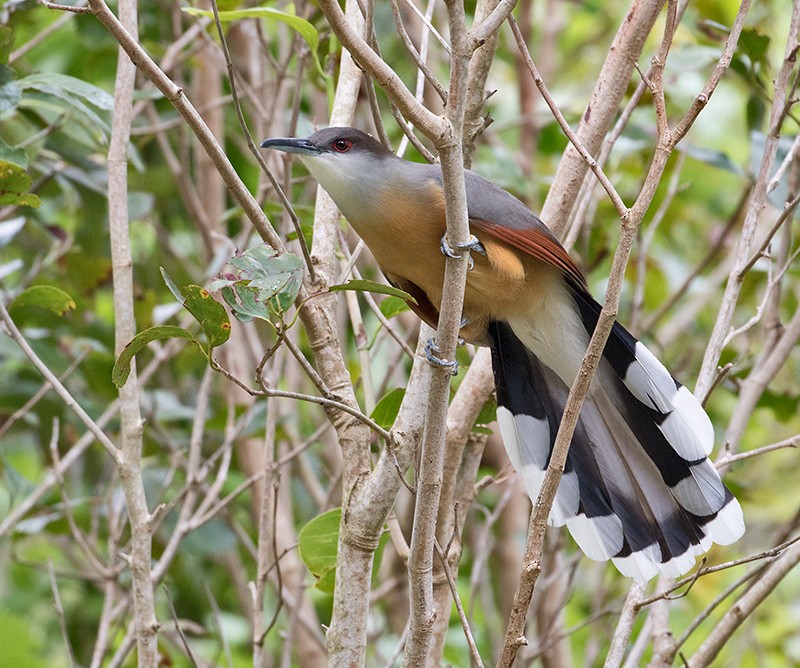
(332, 138), (352, 153)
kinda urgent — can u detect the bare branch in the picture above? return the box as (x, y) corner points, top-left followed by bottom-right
(435, 541), (486, 667)
(717, 435), (800, 467)
(107, 0), (160, 657)
(604, 582), (648, 668)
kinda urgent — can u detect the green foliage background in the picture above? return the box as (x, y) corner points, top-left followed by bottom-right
(0, 0), (798, 665)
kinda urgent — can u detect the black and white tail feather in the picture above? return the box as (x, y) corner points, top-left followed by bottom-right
(490, 280), (744, 582)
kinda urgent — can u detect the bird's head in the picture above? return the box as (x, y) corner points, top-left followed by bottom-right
(261, 128), (399, 220)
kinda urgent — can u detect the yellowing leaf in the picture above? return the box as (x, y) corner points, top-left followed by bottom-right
(10, 285), (75, 315)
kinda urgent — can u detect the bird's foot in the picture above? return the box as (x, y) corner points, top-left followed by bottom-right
(440, 234), (486, 271)
(425, 338), (459, 376)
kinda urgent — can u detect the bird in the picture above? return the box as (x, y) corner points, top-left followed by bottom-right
(260, 127), (745, 581)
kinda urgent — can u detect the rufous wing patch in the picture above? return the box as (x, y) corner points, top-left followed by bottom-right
(471, 218), (587, 289)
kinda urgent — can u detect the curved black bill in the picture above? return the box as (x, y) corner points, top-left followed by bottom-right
(259, 137), (323, 156)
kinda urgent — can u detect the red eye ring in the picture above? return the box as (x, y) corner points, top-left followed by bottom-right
(332, 138), (352, 153)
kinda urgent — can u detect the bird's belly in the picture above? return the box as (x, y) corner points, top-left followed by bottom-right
(463, 239), (555, 319)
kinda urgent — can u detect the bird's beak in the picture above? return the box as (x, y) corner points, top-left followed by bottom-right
(259, 137), (324, 157)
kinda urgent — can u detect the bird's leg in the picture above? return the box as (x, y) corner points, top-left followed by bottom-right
(425, 339), (459, 375)
(440, 233), (486, 271)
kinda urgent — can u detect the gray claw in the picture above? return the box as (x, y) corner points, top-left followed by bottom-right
(460, 234), (487, 256)
(440, 236), (462, 259)
(424, 338), (459, 376)
(440, 234), (487, 271)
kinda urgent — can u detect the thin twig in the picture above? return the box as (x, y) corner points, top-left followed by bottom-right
(435, 540), (486, 668)
(48, 561), (79, 668)
(40, 0), (92, 13)
(637, 534), (800, 608)
(0, 299), (120, 462)
(163, 584), (199, 666)
(508, 15), (629, 219)
(211, 356), (392, 440)
(716, 435), (800, 467)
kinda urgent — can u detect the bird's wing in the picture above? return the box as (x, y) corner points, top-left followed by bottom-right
(470, 217), (588, 290)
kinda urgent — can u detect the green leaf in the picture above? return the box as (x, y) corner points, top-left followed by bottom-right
(0, 160), (41, 208)
(0, 27), (14, 65)
(370, 388), (405, 429)
(181, 285), (231, 348)
(10, 285), (76, 315)
(329, 279), (417, 304)
(740, 27), (770, 67)
(298, 508), (341, 594)
(298, 508), (388, 594)
(0, 138), (27, 167)
(183, 7), (328, 82)
(0, 65), (20, 115)
(112, 325), (203, 387)
(210, 245), (304, 321)
(160, 268), (231, 348)
(379, 295), (411, 319)
(18, 72), (114, 110)
(474, 395), (497, 426)
(17, 73), (112, 140)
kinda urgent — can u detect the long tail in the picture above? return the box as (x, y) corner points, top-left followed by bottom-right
(489, 282), (744, 581)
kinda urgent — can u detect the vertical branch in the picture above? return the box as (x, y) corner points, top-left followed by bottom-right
(603, 582), (647, 668)
(395, 3), (520, 661)
(107, 0), (159, 662)
(426, 348), (495, 665)
(403, 0), (477, 663)
(300, 3), (374, 666)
